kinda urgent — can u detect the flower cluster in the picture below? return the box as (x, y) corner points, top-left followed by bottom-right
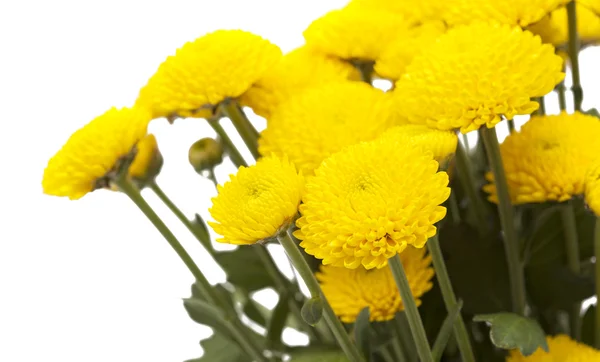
(529, 3), (600, 47)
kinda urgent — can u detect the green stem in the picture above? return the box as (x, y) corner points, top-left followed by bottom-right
(448, 191), (461, 223)
(277, 231), (364, 362)
(567, 0), (583, 111)
(431, 300), (464, 362)
(221, 100), (260, 159)
(253, 246), (320, 341)
(595, 217), (600, 349)
(208, 119), (248, 168)
(207, 168), (218, 187)
(536, 97), (546, 116)
(353, 60), (374, 84)
(480, 127), (527, 316)
(116, 178), (266, 362)
(380, 345), (398, 362)
(454, 142), (488, 235)
(427, 235), (475, 362)
(557, 82), (568, 111)
(562, 201), (582, 340)
(507, 119), (515, 134)
(393, 313), (416, 361)
(388, 255), (434, 362)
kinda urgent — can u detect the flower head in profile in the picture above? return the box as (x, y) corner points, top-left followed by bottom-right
(241, 46), (359, 118)
(42, 107), (150, 200)
(483, 112), (600, 204)
(375, 21), (447, 81)
(529, 4), (600, 47)
(136, 30), (281, 120)
(128, 134), (163, 186)
(303, 6), (408, 62)
(209, 155), (305, 245)
(506, 334), (600, 361)
(346, 0), (447, 24)
(394, 22), (564, 133)
(317, 245), (435, 322)
(442, 0), (570, 27)
(377, 125), (458, 164)
(584, 161), (600, 217)
(259, 82), (399, 175)
(295, 136), (450, 269)
(580, 0), (600, 16)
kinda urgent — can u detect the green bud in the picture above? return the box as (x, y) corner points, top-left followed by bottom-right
(301, 296), (324, 326)
(188, 138), (224, 173)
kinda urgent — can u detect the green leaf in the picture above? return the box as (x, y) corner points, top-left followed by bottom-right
(353, 307), (372, 360)
(301, 297), (323, 326)
(214, 246), (275, 292)
(243, 297), (268, 327)
(473, 312), (548, 356)
(191, 214), (213, 252)
(185, 333), (249, 362)
(584, 108), (600, 118)
(183, 298), (233, 339)
(191, 283), (235, 311)
(266, 293), (290, 349)
(289, 347), (349, 362)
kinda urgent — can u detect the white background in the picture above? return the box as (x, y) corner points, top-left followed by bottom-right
(0, 1), (599, 361)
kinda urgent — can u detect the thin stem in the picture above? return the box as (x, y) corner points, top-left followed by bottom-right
(277, 231), (364, 362)
(117, 178), (266, 362)
(567, 0), (583, 111)
(431, 300), (464, 362)
(253, 246), (320, 341)
(561, 202), (581, 340)
(208, 119), (247, 168)
(557, 82), (568, 111)
(454, 142), (488, 235)
(380, 345), (399, 362)
(207, 168), (218, 187)
(427, 235), (475, 362)
(388, 255), (434, 362)
(393, 313), (416, 361)
(536, 96), (546, 116)
(448, 191), (461, 223)
(594, 217), (600, 349)
(221, 100), (260, 159)
(507, 119), (515, 134)
(480, 127), (527, 316)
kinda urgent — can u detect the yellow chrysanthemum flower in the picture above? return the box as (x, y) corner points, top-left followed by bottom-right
(346, 0), (447, 24)
(240, 46), (359, 118)
(295, 136), (450, 269)
(317, 245), (435, 323)
(506, 334), (600, 361)
(442, 0), (569, 27)
(375, 21), (447, 81)
(483, 112), (600, 204)
(303, 7), (408, 62)
(259, 82), (399, 175)
(529, 4), (600, 46)
(377, 125), (458, 164)
(42, 107), (150, 200)
(209, 155), (305, 245)
(584, 161), (600, 216)
(580, 0), (600, 16)
(394, 22), (564, 133)
(136, 30), (281, 120)
(129, 134), (163, 183)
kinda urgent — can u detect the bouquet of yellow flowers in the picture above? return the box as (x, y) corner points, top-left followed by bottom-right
(42, 1), (600, 361)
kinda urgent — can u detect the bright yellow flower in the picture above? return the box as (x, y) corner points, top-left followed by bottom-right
(136, 30), (281, 120)
(394, 22), (564, 133)
(584, 161), (600, 217)
(303, 7), (408, 62)
(209, 155), (305, 245)
(129, 134), (163, 183)
(240, 46), (359, 118)
(580, 0), (600, 16)
(375, 21), (447, 81)
(317, 245), (435, 323)
(483, 112), (600, 204)
(346, 0), (447, 24)
(506, 334), (600, 361)
(377, 125), (458, 164)
(295, 136), (450, 269)
(259, 82), (399, 175)
(529, 4), (600, 46)
(42, 107), (150, 200)
(442, 0), (569, 27)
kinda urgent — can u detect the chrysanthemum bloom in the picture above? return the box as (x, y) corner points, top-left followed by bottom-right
(584, 161), (600, 216)
(580, 0), (600, 16)
(128, 134), (163, 185)
(529, 4), (600, 47)
(506, 334), (600, 361)
(295, 136), (450, 269)
(136, 30), (281, 120)
(375, 22), (446, 81)
(240, 46), (359, 118)
(42, 107), (150, 200)
(317, 245), (435, 322)
(377, 125), (458, 164)
(442, 0), (569, 27)
(259, 82), (399, 175)
(394, 22), (564, 133)
(303, 7), (408, 63)
(346, 0), (447, 24)
(209, 155), (305, 245)
(483, 112), (600, 204)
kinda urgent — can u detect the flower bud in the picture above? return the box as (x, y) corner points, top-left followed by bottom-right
(188, 138), (224, 173)
(129, 134), (163, 187)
